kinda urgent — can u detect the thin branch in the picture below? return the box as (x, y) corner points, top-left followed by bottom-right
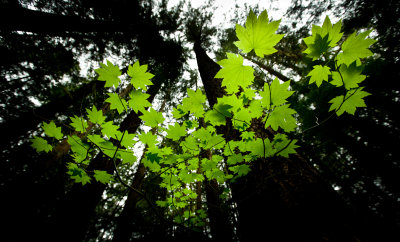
(241, 53), (291, 82)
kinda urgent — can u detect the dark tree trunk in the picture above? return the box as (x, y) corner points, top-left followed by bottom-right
(204, 178), (234, 241)
(0, 3), (137, 34)
(111, 161), (146, 241)
(193, 41), (225, 107)
(0, 80), (105, 150)
(230, 154), (357, 241)
(193, 42), (358, 241)
(193, 42), (235, 241)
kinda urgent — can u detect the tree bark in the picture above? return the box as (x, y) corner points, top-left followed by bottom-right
(112, 100), (168, 241)
(193, 42), (235, 241)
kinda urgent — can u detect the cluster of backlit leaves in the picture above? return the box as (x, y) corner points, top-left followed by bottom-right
(304, 16), (375, 115)
(155, 10), (300, 224)
(31, 10), (374, 228)
(28, 9), (299, 228)
(30, 60), (157, 185)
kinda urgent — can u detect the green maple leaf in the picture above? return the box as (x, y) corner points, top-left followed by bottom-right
(318, 16), (343, 47)
(181, 135), (199, 155)
(42, 121), (63, 140)
(75, 174), (91, 185)
(304, 34), (331, 60)
(224, 141), (239, 156)
(329, 88), (371, 116)
(241, 131), (255, 142)
(307, 65), (331, 87)
(265, 105), (297, 132)
(166, 123), (186, 141)
(118, 149), (137, 165)
(143, 156), (161, 172)
(101, 121), (119, 138)
(87, 134), (115, 158)
(201, 158), (218, 172)
(260, 78), (294, 109)
(67, 163), (91, 185)
(245, 138), (274, 158)
(67, 163), (83, 177)
(187, 158), (199, 170)
(184, 119), (198, 129)
(211, 168), (226, 183)
(336, 29), (376, 66)
(160, 174), (180, 189)
(128, 89), (151, 114)
(105, 93), (127, 114)
(121, 133), (136, 148)
(181, 89), (206, 118)
(139, 131), (158, 147)
(31, 136), (52, 153)
(229, 164), (251, 177)
(86, 105), (105, 125)
(330, 62), (366, 90)
(227, 153), (244, 165)
(214, 103), (233, 118)
(240, 88), (256, 105)
(303, 17), (343, 60)
(204, 109), (225, 126)
(139, 108), (165, 127)
(68, 135), (90, 163)
(95, 60), (121, 88)
(204, 102), (233, 126)
(217, 94), (242, 112)
(93, 170), (114, 184)
(88, 134), (118, 158)
(193, 127), (212, 144)
(115, 132), (137, 148)
(203, 134), (225, 150)
(235, 10), (284, 57)
(172, 106), (187, 119)
(146, 152), (162, 164)
(272, 134), (299, 158)
(180, 171), (196, 184)
(233, 108), (252, 131)
(96, 139), (117, 158)
(156, 200), (168, 208)
(214, 53), (254, 93)
(70, 115), (88, 133)
(248, 99), (264, 119)
(127, 61), (154, 91)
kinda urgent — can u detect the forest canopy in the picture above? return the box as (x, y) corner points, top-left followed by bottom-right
(1, 0), (399, 241)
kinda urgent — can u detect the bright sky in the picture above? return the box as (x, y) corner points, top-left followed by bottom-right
(82, 0), (298, 79)
(168, 0), (292, 27)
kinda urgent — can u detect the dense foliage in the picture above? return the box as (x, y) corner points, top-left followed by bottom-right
(31, 10), (375, 233)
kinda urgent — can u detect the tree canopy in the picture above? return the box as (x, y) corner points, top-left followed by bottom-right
(1, 0), (399, 241)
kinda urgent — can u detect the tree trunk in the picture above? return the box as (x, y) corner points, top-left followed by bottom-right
(111, 159), (146, 241)
(112, 100), (168, 241)
(0, 3), (136, 34)
(0, 80), (105, 151)
(204, 177), (234, 241)
(230, 154), (357, 241)
(193, 42), (358, 241)
(193, 42), (235, 241)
